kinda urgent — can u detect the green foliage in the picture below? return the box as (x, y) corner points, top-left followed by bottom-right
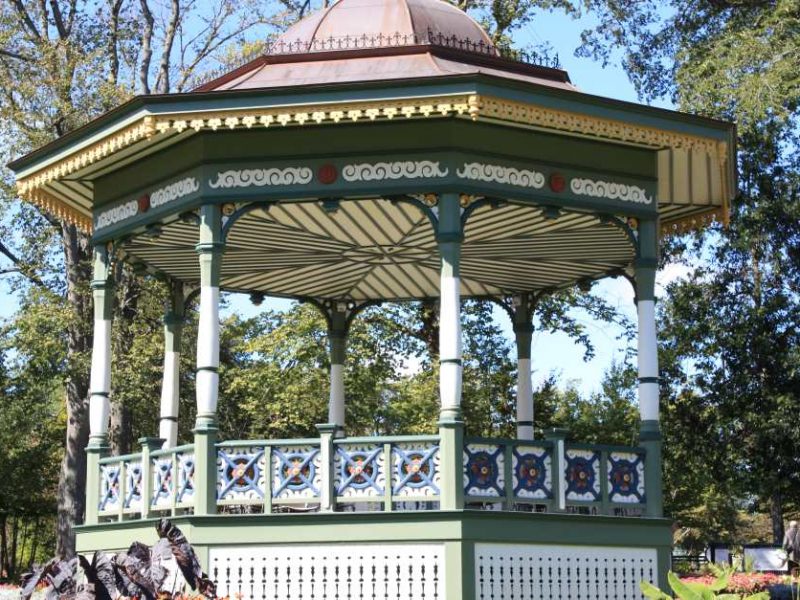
(640, 569), (769, 600)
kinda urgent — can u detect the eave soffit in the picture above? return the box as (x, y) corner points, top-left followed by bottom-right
(10, 75), (736, 236)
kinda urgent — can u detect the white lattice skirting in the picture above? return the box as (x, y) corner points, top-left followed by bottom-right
(209, 542), (657, 599)
(475, 543), (658, 600)
(210, 543), (444, 599)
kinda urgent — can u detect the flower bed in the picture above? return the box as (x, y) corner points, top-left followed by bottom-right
(680, 573), (790, 595)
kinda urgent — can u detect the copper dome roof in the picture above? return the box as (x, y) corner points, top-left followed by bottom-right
(277, 0), (496, 55)
(197, 0), (573, 92)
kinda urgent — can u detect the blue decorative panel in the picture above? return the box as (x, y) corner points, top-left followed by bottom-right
(608, 451), (646, 504)
(392, 444), (440, 497)
(335, 444), (385, 497)
(151, 457), (174, 509)
(272, 445), (321, 500)
(98, 464), (121, 512)
(123, 461), (143, 511)
(218, 447), (266, 502)
(176, 452), (195, 505)
(512, 446), (552, 499)
(463, 444), (504, 497)
(565, 449), (601, 501)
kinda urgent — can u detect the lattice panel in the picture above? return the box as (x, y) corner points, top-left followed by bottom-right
(464, 444), (505, 498)
(475, 543), (658, 599)
(335, 443), (386, 498)
(98, 464), (121, 513)
(608, 451), (646, 504)
(512, 445), (552, 500)
(565, 449), (601, 502)
(123, 460), (143, 511)
(210, 543), (443, 599)
(218, 446), (267, 502)
(392, 443), (440, 498)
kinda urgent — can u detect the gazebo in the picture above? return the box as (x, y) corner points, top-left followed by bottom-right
(9, 0), (735, 597)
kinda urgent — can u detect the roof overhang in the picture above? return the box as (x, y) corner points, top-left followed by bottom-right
(9, 73), (736, 236)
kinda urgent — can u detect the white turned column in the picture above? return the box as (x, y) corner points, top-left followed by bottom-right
(516, 358), (533, 438)
(439, 274), (462, 417)
(195, 205), (224, 429)
(637, 298), (659, 422)
(327, 305), (348, 435)
(438, 193), (463, 423)
(159, 282), (184, 448)
(89, 245), (113, 447)
(635, 217), (663, 518)
(512, 295), (534, 440)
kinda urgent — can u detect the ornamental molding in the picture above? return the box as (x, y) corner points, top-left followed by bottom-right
(570, 178), (654, 205)
(15, 92), (727, 233)
(457, 162), (545, 188)
(478, 96), (721, 154)
(342, 161), (449, 182)
(150, 176), (200, 207)
(208, 167), (313, 189)
(95, 200), (138, 229)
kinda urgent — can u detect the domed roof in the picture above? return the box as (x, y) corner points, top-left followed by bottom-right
(277, 0), (496, 55)
(197, 0), (573, 93)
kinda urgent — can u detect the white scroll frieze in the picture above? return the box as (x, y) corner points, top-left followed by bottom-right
(95, 200), (138, 229)
(150, 177), (200, 207)
(570, 178), (653, 204)
(342, 161), (449, 182)
(457, 163), (545, 188)
(208, 167), (313, 189)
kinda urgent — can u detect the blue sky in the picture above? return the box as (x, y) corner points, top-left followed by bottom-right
(0, 6), (683, 395)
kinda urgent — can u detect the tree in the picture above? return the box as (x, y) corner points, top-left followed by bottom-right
(576, 0), (800, 543)
(0, 0), (283, 558)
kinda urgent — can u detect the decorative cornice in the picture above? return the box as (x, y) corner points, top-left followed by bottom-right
(456, 162), (545, 188)
(14, 92), (729, 234)
(25, 188), (94, 232)
(570, 178), (653, 205)
(208, 167), (314, 189)
(478, 96), (722, 154)
(342, 160), (448, 182)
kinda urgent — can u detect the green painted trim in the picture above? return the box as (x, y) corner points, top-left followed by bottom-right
(75, 510), (673, 555)
(465, 436), (553, 448)
(12, 69), (733, 177)
(599, 452), (610, 516)
(99, 452), (142, 464)
(150, 443), (194, 458)
(217, 438), (320, 447)
(439, 421), (465, 510)
(193, 427), (218, 516)
(335, 434), (440, 444)
(640, 422), (664, 518)
(565, 442), (647, 454)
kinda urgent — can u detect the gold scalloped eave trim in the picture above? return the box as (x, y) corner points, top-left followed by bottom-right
(23, 188), (93, 232)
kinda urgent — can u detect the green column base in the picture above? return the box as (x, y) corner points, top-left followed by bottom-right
(640, 420), (664, 519)
(85, 442), (109, 526)
(193, 422), (219, 516)
(438, 419), (464, 510)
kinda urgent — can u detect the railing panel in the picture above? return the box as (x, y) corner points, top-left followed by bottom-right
(607, 450), (646, 504)
(217, 445), (267, 504)
(123, 458), (143, 513)
(150, 445), (195, 512)
(271, 443), (322, 503)
(176, 450), (196, 508)
(334, 443), (386, 499)
(98, 462), (122, 515)
(511, 445), (552, 501)
(564, 448), (601, 503)
(463, 443), (505, 500)
(391, 441), (440, 500)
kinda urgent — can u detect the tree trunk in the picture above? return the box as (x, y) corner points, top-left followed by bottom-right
(771, 488), (784, 546)
(56, 224), (92, 559)
(0, 513), (7, 581)
(109, 267), (141, 456)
